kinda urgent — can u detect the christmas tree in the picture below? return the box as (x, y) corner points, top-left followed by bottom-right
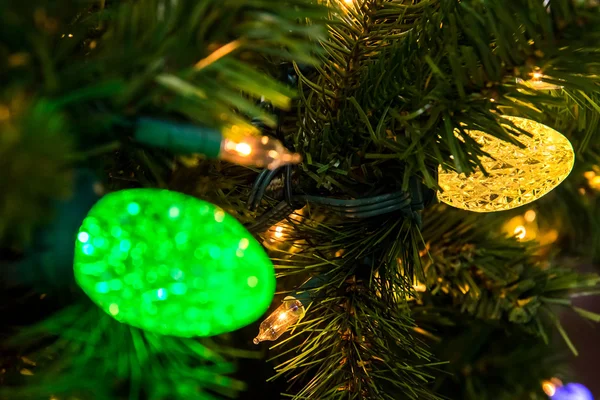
(1, 0), (600, 399)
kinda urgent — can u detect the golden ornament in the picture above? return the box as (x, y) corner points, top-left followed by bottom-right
(438, 116), (575, 212)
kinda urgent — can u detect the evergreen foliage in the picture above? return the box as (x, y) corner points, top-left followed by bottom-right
(1, 0), (599, 399)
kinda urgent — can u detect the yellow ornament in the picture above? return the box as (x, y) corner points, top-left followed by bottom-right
(438, 116), (575, 212)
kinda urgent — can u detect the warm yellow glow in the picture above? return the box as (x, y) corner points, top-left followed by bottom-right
(0, 105), (9, 121)
(344, 0), (353, 4)
(514, 226), (527, 240)
(235, 142), (252, 156)
(584, 171), (596, 180)
(590, 176), (600, 190)
(195, 40), (242, 70)
(542, 381), (556, 396)
(274, 226), (284, 238)
(254, 297), (304, 344)
(517, 71), (563, 90)
(546, 229), (559, 244)
(220, 133), (301, 169)
(524, 209), (537, 222)
(438, 116), (575, 212)
(413, 282), (427, 292)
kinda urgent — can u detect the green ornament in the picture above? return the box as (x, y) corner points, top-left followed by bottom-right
(73, 189), (275, 337)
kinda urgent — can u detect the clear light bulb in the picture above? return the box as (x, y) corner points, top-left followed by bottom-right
(220, 135), (302, 170)
(253, 296), (304, 344)
(516, 70), (563, 90)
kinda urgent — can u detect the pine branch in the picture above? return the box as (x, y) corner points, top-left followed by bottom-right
(271, 273), (439, 400)
(0, 0), (328, 247)
(411, 309), (569, 400)
(418, 204), (600, 352)
(263, 202), (437, 399)
(292, 0), (600, 193)
(0, 298), (246, 400)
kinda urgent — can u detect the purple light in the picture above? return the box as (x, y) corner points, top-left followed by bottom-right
(551, 383), (594, 400)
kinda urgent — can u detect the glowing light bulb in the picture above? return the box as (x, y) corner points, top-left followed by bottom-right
(221, 135), (301, 170)
(438, 116), (574, 212)
(274, 226), (284, 239)
(516, 70), (563, 90)
(514, 225), (527, 240)
(551, 382), (593, 400)
(235, 142), (252, 156)
(524, 209), (537, 222)
(253, 296), (304, 344)
(590, 176), (600, 190)
(543, 380), (557, 396)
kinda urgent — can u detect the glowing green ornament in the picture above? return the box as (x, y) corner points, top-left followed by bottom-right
(73, 189), (275, 337)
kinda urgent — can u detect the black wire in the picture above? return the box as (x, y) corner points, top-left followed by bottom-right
(342, 202), (411, 219)
(247, 170), (269, 210)
(298, 191), (408, 207)
(248, 168), (283, 210)
(247, 200), (299, 234)
(250, 168), (281, 210)
(296, 195), (411, 214)
(285, 165), (293, 205)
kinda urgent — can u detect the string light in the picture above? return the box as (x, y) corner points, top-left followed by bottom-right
(552, 382), (593, 400)
(543, 379), (593, 400)
(135, 119), (302, 170)
(274, 225), (284, 239)
(438, 116), (574, 212)
(220, 131), (301, 170)
(542, 379), (558, 396)
(524, 209), (537, 222)
(253, 296), (305, 344)
(74, 189), (276, 337)
(584, 167), (600, 191)
(517, 69), (563, 90)
(514, 225), (527, 240)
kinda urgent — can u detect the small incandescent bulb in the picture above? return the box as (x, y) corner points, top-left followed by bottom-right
(543, 380), (558, 396)
(221, 135), (302, 170)
(253, 296), (304, 344)
(133, 118), (301, 170)
(516, 70), (563, 90)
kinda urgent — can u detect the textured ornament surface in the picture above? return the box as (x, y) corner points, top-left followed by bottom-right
(74, 189), (275, 337)
(551, 383), (593, 400)
(438, 116), (574, 212)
